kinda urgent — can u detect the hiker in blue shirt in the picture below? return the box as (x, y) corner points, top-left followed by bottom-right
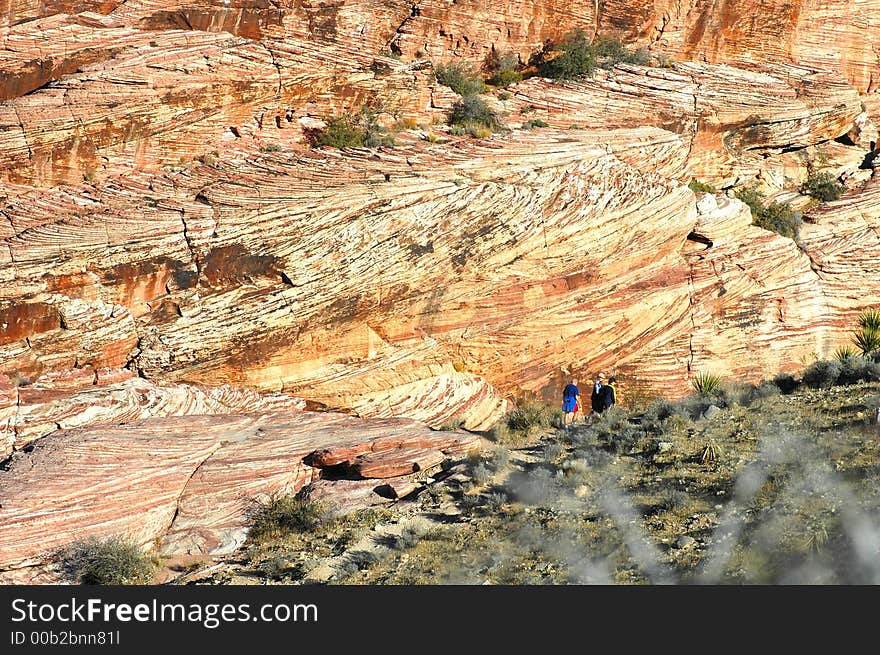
(562, 378), (580, 426)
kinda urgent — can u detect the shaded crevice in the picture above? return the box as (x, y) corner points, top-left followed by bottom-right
(10, 104), (33, 160)
(258, 41), (283, 96)
(179, 212), (201, 282)
(683, 252), (699, 374)
(383, 3), (422, 55)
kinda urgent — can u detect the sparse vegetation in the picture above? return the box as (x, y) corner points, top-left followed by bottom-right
(448, 95), (502, 136)
(538, 30), (596, 80)
(800, 171), (844, 202)
(485, 50), (523, 88)
(58, 536), (156, 585)
(689, 179), (718, 194)
(692, 371), (723, 397)
(522, 118), (549, 130)
(259, 143), (283, 153)
(593, 35), (651, 68)
(311, 108), (395, 149)
(734, 186), (801, 240)
(538, 31), (653, 80)
(439, 417), (465, 431)
(247, 495), (328, 542)
(434, 62), (487, 96)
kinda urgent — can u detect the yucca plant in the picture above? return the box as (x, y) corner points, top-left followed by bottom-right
(852, 308), (880, 358)
(858, 308), (880, 331)
(692, 371), (722, 397)
(701, 439), (722, 467)
(834, 345), (859, 362)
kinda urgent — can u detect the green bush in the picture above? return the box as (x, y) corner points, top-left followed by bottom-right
(434, 62), (487, 96)
(539, 32), (651, 79)
(689, 179), (717, 194)
(772, 372), (800, 394)
(837, 355), (880, 385)
(312, 109), (395, 149)
(485, 51), (522, 87)
(800, 171), (844, 202)
(58, 536), (156, 585)
(593, 35), (651, 68)
(538, 30), (596, 80)
(499, 399), (562, 437)
(522, 118), (549, 130)
(734, 186), (800, 240)
(448, 95), (502, 134)
(692, 371), (723, 397)
(802, 360), (842, 389)
(247, 495), (327, 542)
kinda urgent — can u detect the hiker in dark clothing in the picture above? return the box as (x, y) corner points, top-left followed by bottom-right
(600, 376), (617, 411)
(562, 378), (580, 426)
(590, 372), (606, 414)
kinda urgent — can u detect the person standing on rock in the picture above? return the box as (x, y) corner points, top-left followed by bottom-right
(591, 373), (606, 415)
(562, 378), (580, 426)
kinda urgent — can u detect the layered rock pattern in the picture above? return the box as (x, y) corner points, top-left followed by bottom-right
(0, 368), (307, 457)
(0, 409), (479, 582)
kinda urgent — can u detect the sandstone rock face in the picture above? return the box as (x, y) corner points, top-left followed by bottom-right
(1, 2), (880, 428)
(0, 368), (307, 457)
(0, 409), (478, 582)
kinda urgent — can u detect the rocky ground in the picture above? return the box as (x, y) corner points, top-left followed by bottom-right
(201, 382), (880, 585)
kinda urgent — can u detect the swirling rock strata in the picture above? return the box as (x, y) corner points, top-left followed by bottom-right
(0, 410), (479, 582)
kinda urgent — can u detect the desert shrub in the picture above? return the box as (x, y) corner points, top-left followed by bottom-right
(470, 462), (494, 485)
(718, 382), (758, 407)
(485, 51), (522, 87)
(485, 447), (510, 473)
(543, 441), (566, 463)
(538, 29), (596, 79)
(593, 35), (651, 68)
(772, 372), (800, 394)
(754, 201), (801, 239)
(434, 62), (487, 96)
(689, 179), (718, 194)
(753, 381), (780, 400)
(692, 371), (723, 397)
(800, 171), (844, 202)
(247, 495), (327, 541)
(259, 143), (283, 153)
(504, 399), (558, 432)
(522, 118), (549, 129)
(837, 355), (880, 385)
(312, 108), (395, 149)
(674, 395), (718, 421)
(448, 95), (502, 134)
(641, 398), (677, 431)
(8, 371), (31, 387)
(58, 536), (156, 585)
(258, 553), (295, 580)
(734, 186), (801, 240)
(439, 417), (464, 431)
(801, 359), (842, 389)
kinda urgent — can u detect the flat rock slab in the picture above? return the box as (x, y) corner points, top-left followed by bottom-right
(352, 447), (446, 479)
(311, 432), (480, 469)
(0, 410), (466, 581)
